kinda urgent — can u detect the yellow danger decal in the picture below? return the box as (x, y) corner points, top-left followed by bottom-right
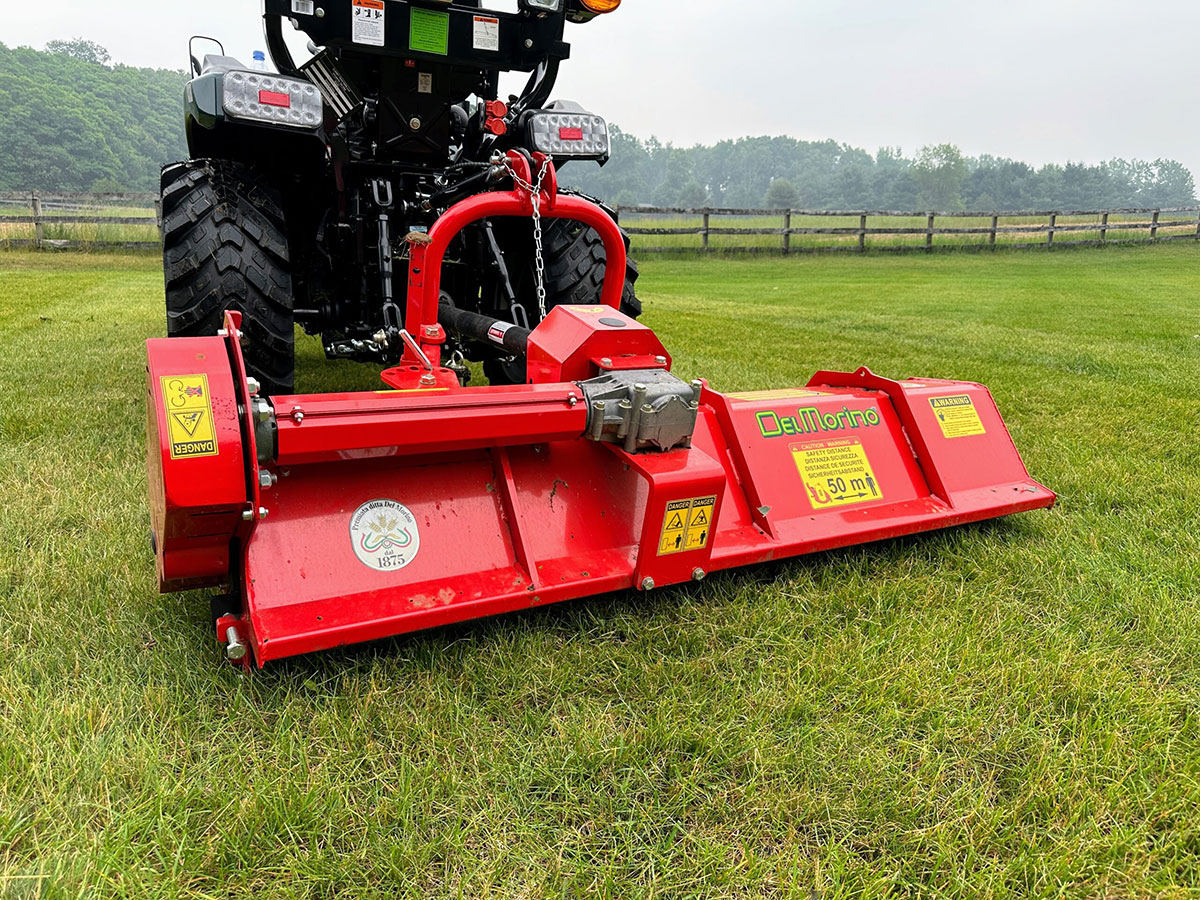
(929, 394), (986, 439)
(727, 388), (829, 401)
(160, 374), (218, 459)
(791, 439), (882, 510)
(657, 495), (717, 556)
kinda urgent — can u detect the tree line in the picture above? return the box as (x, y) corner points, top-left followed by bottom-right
(565, 132), (1197, 212)
(0, 40), (187, 193)
(1, 40), (1195, 211)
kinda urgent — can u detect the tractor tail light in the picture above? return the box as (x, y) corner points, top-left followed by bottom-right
(223, 71), (322, 128)
(524, 109), (610, 161)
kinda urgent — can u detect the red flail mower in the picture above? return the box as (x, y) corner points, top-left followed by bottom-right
(146, 154), (1055, 669)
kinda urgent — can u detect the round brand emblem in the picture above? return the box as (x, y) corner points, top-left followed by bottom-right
(348, 499), (420, 572)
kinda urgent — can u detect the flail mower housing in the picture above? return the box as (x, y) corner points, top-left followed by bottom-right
(146, 157), (1054, 668)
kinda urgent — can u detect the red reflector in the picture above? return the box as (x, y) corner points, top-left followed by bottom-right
(259, 90), (291, 108)
(559, 127), (584, 141)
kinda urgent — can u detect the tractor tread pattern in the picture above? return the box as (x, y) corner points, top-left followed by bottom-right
(542, 216), (642, 319)
(161, 159), (295, 395)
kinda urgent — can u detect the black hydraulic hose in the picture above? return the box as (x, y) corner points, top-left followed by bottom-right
(438, 303), (530, 356)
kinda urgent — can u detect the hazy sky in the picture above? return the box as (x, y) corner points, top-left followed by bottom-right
(6, 0), (1199, 176)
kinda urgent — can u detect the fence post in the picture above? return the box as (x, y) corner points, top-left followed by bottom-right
(154, 197), (164, 239)
(1100, 212), (1108, 243)
(990, 215), (998, 248)
(1195, 208), (1199, 240)
(31, 195), (44, 249)
(701, 212), (710, 252)
(1047, 213), (1056, 247)
(1150, 210), (1159, 241)
(925, 213), (934, 252)
(858, 214), (867, 252)
(782, 211), (791, 255)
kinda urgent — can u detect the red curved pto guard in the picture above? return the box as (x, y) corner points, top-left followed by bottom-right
(402, 152), (627, 367)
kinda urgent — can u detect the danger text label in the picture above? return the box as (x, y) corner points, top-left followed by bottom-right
(657, 495), (717, 556)
(160, 374), (219, 460)
(791, 439), (881, 510)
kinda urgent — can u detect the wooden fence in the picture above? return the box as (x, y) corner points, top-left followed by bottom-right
(0, 191), (161, 249)
(615, 205), (1200, 253)
(3, 192), (1200, 254)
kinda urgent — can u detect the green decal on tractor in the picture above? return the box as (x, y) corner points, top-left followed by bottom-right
(410, 8), (450, 55)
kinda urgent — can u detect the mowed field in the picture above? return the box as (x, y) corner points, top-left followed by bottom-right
(1, 246), (1198, 898)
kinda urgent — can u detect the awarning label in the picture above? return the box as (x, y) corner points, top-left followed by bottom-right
(351, 0), (385, 46)
(473, 15), (500, 51)
(929, 394), (986, 438)
(791, 438), (881, 510)
(160, 374), (218, 459)
(657, 496), (716, 556)
(350, 499), (421, 572)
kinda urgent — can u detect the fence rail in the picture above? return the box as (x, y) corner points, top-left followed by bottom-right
(0, 192), (161, 249)
(3, 192), (1199, 254)
(615, 205), (1200, 254)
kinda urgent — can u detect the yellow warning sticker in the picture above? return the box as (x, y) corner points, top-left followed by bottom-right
(791, 438), (882, 510)
(929, 394), (986, 439)
(160, 374), (219, 459)
(657, 495), (717, 556)
(727, 388), (830, 401)
(569, 306), (608, 315)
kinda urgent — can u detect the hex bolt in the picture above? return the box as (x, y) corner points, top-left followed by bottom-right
(225, 627), (247, 661)
(692, 568), (706, 582)
(589, 400), (607, 440)
(258, 470), (278, 489)
(292, 407), (305, 424)
(625, 384), (649, 453)
(567, 393), (578, 407)
(258, 507), (269, 519)
(616, 398), (633, 439)
(315, 6), (325, 17)
(409, 117), (422, 131)
(420, 374), (437, 386)
(600, 357), (613, 368)
(655, 356), (667, 366)
(640, 577), (655, 591)
(423, 325), (440, 339)
(524, 38), (534, 48)
(241, 509), (254, 522)
(246, 377), (261, 396)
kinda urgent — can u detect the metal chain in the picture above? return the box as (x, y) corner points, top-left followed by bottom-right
(505, 155), (552, 320)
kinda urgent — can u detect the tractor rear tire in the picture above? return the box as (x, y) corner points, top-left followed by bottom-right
(161, 159), (295, 396)
(484, 216), (640, 385)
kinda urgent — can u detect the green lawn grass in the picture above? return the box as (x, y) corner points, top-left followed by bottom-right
(1, 246), (1198, 897)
